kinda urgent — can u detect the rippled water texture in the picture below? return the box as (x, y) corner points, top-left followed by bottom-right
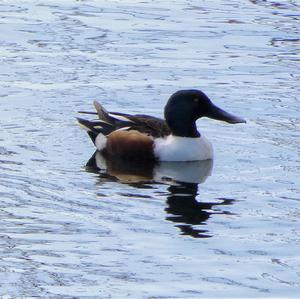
(1, 0), (300, 297)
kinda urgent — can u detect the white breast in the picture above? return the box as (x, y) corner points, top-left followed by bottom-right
(154, 135), (213, 161)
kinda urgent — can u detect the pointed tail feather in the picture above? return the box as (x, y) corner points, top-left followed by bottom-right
(77, 117), (115, 135)
(77, 101), (137, 146)
(77, 117), (98, 132)
(77, 111), (98, 115)
(93, 101), (115, 124)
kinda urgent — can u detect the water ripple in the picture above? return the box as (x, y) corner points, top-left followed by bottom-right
(0, 0), (299, 297)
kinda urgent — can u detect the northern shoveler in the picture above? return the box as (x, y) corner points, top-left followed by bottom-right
(77, 89), (246, 161)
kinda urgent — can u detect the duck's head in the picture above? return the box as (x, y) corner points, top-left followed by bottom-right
(164, 89), (246, 137)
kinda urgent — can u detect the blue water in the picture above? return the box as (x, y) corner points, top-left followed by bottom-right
(0, 0), (299, 297)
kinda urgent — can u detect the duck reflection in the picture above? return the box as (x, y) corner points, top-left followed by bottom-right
(166, 183), (234, 238)
(86, 151), (234, 238)
(86, 151), (213, 184)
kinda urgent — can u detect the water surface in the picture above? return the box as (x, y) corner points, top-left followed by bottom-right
(0, 0), (299, 297)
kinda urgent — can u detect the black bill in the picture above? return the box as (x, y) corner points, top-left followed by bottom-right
(207, 104), (246, 124)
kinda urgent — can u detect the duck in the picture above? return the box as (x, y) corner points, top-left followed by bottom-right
(77, 89), (246, 162)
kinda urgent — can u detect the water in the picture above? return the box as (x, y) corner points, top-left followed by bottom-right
(0, 0), (299, 297)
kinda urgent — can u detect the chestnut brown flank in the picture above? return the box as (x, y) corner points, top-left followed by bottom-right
(105, 130), (155, 160)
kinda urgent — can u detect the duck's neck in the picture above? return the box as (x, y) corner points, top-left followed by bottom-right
(166, 118), (200, 138)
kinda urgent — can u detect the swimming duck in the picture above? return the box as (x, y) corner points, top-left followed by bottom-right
(77, 89), (245, 161)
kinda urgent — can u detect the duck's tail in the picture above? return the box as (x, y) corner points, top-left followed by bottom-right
(77, 101), (133, 145)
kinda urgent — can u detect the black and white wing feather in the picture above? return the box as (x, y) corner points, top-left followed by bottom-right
(77, 101), (171, 144)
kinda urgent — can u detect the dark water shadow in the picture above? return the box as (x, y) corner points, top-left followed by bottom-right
(86, 151), (235, 238)
(166, 183), (234, 238)
(248, 0), (299, 10)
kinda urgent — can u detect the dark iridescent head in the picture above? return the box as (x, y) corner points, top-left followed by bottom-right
(164, 89), (246, 138)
